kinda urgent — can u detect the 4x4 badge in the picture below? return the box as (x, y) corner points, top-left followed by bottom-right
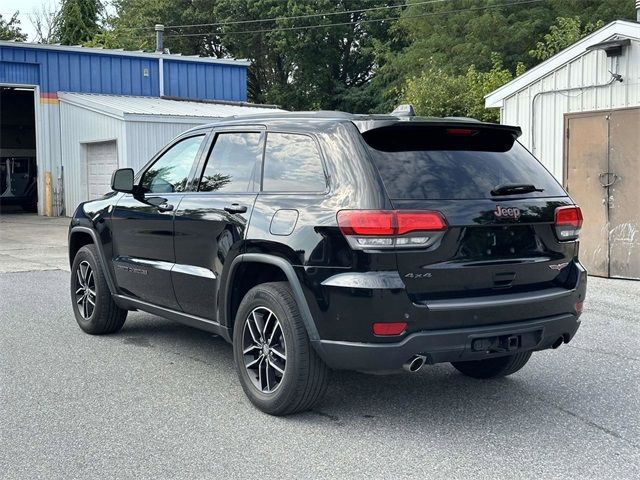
(494, 205), (521, 219)
(404, 272), (432, 279)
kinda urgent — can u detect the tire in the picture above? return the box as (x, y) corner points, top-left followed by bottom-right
(233, 282), (329, 416)
(70, 244), (127, 335)
(451, 352), (532, 379)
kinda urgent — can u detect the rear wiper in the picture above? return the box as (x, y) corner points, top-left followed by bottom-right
(491, 183), (544, 196)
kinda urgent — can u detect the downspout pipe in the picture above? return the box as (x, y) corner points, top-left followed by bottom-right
(159, 57), (164, 97)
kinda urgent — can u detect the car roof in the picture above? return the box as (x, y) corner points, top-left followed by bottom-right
(185, 111), (521, 137)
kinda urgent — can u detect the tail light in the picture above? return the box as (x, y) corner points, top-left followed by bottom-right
(554, 206), (583, 241)
(337, 210), (447, 250)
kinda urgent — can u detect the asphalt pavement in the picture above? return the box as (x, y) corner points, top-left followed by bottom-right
(0, 214), (639, 479)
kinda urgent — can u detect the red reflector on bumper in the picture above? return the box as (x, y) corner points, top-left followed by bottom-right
(575, 301), (584, 314)
(373, 322), (407, 336)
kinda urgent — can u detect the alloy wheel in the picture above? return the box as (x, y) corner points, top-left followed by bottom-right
(75, 260), (96, 319)
(242, 306), (287, 393)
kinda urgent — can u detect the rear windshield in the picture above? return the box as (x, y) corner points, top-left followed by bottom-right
(364, 126), (566, 200)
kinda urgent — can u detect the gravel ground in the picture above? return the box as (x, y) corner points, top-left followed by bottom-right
(0, 268), (638, 480)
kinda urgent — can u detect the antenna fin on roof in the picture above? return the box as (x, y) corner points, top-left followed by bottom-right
(391, 104), (416, 117)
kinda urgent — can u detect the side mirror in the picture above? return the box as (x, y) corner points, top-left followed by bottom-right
(111, 168), (134, 193)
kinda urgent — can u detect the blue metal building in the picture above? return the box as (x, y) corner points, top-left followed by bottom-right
(0, 41), (251, 215)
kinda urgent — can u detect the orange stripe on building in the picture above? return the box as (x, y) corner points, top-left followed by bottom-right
(40, 92), (59, 104)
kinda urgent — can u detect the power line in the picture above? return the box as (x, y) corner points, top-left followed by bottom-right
(165, 0), (450, 29)
(116, 0), (451, 31)
(165, 0), (545, 37)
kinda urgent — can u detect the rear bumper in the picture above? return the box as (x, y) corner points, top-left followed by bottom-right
(313, 313), (581, 371)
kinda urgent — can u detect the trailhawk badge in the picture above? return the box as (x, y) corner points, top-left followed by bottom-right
(549, 262), (569, 271)
(494, 205), (521, 220)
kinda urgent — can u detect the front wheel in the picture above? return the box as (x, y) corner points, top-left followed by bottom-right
(451, 352), (532, 379)
(233, 282), (329, 415)
(71, 244), (127, 334)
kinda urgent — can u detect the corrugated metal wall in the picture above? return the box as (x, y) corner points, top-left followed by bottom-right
(163, 60), (246, 101)
(124, 120), (212, 173)
(1, 46), (159, 96)
(501, 37), (640, 180)
(1, 45), (248, 101)
(0, 60), (39, 85)
(59, 102), (126, 213)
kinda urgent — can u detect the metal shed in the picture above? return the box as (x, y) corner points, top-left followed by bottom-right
(57, 93), (282, 214)
(0, 41), (250, 216)
(485, 20), (640, 280)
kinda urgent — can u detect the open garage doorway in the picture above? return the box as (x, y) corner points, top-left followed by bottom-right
(0, 86), (37, 213)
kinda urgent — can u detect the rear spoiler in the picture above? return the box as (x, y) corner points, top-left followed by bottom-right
(352, 118), (522, 139)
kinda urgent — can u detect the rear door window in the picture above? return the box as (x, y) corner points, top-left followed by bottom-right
(198, 132), (263, 193)
(262, 133), (326, 192)
(364, 126), (566, 200)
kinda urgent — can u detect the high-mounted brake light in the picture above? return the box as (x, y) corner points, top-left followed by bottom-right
(446, 128), (478, 136)
(554, 206), (583, 241)
(337, 210), (447, 250)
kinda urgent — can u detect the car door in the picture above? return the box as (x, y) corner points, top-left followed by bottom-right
(172, 127), (265, 320)
(111, 133), (208, 309)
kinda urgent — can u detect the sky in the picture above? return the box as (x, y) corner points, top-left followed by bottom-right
(2, 1), (116, 42)
(2, 0), (49, 41)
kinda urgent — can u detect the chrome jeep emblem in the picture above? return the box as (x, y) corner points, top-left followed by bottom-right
(549, 262), (569, 271)
(494, 205), (521, 219)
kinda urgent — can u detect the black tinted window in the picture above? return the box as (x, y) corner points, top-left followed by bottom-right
(263, 133), (326, 192)
(199, 132), (262, 192)
(141, 135), (205, 193)
(365, 127), (566, 200)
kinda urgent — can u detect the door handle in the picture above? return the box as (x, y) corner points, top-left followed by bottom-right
(156, 202), (174, 212)
(224, 203), (247, 214)
(599, 172), (619, 187)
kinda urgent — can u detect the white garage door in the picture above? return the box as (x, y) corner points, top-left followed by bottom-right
(86, 141), (118, 200)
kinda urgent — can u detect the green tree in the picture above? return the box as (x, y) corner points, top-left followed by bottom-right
(55, 0), (101, 45)
(0, 12), (28, 41)
(402, 55), (524, 123)
(379, 0), (634, 110)
(93, 0), (399, 111)
(529, 16), (604, 61)
(88, 0), (636, 113)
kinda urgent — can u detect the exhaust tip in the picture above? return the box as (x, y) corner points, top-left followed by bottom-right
(552, 336), (564, 349)
(403, 355), (427, 373)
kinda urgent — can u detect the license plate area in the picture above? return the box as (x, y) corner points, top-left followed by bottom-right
(469, 330), (542, 353)
(459, 225), (540, 259)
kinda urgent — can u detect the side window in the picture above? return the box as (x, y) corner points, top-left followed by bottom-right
(198, 132), (262, 193)
(140, 135), (205, 194)
(263, 133), (326, 192)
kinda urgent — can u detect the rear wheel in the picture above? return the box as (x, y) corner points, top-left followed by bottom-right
(451, 352), (532, 379)
(71, 244), (127, 334)
(233, 282), (329, 415)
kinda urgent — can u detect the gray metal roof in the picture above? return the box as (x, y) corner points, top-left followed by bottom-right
(57, 93), (284, 121)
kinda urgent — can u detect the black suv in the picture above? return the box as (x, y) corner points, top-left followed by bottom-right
(68, 112), (586, 415)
